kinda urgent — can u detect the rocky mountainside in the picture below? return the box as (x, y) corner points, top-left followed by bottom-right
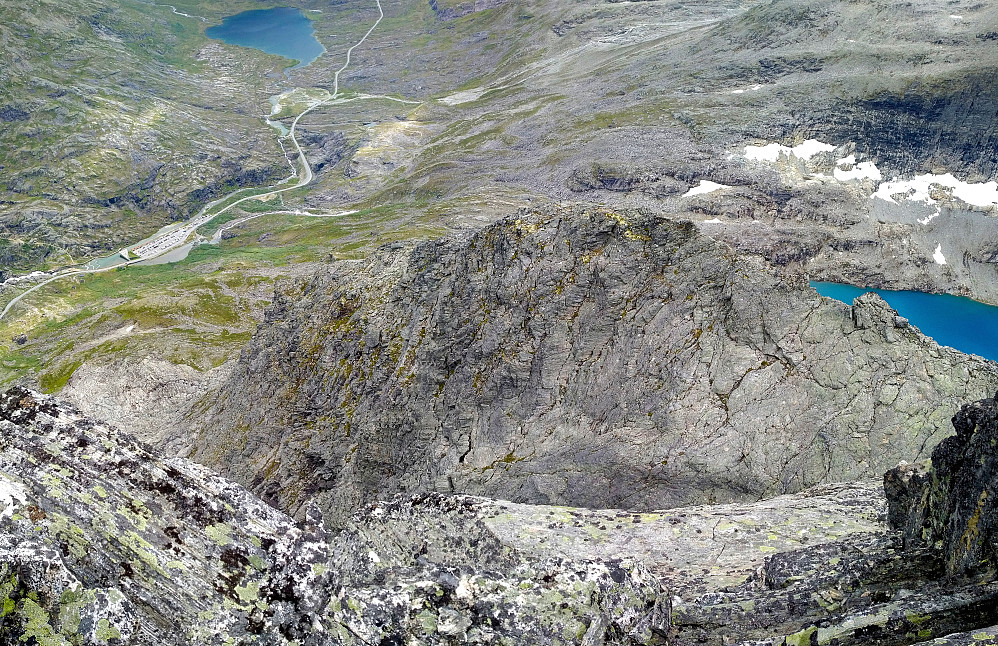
(6, 0), (998, 416)
(4, 388), (998, 644)
(332, 0), (998, 303)
(3, 0), (998, 641)
(187, 206), (998, 525)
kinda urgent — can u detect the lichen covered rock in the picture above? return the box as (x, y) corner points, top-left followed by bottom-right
(0, 387), (668, 644)
(6, 385), (998, 645)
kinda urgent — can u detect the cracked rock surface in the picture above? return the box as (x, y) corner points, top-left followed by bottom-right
(188, 205), (998, 525)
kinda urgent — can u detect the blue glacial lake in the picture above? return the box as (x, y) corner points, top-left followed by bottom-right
(812, 281), (998, 361)
(205, 7), (324, 70)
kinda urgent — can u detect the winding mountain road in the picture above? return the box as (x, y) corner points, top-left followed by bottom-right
(0, 0), (387, 323)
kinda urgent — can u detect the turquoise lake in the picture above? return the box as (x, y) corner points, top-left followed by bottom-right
(812, 281), (998, 361)
(205, 7), (324, 70)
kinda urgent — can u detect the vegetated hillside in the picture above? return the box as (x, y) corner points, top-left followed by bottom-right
(188, 205), (998, 525)
(5, 0), (998, 405)
(0, 0), (296, 274)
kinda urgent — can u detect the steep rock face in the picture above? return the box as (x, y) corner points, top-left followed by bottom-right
(826, 70), (998, 182)
(189, 206), (998, 523)
(887, 393), (998, 578)
(0, 387), (667, 644)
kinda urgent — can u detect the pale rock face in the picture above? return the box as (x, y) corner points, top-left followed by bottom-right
(61, 357), (232, 448)
(0, 478), (26, 521)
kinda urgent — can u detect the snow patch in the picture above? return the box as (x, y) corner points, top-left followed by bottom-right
(834, 159), (882, 182)
(731, 84), (763, 94)
(918, 208), (941, 226)
(739, 138), (998, 215)
(744, 139), (835, 162)
(872, 173), (998, 207)
(0, 270), (53, 288)
(683, 181), (730, 197)
(933, 244), (947, 265)
(0, 477), (27, 520)
(793, 139), (836, 159)
(702, 218), (724, 224)
(744, 143), (786, 162)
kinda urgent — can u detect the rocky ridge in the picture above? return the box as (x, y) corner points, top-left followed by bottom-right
(5, 389), (998, 644)
(887, 392), (998, 580)
(188, 205), (998, 525)
(0, 387), (667, 645)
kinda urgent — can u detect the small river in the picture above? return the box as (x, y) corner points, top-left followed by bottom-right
(205, 7), (324, 70)
(812, 281), (998, 361)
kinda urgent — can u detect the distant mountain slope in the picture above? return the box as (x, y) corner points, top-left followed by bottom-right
(0, 0), (294, 272)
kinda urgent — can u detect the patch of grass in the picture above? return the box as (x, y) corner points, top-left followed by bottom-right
(38, 357), (84, 393)
(233, 195), (284, 214)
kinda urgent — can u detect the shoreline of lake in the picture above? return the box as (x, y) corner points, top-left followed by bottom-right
(205, 7), (325, 70)
(812, 281), (998, 362)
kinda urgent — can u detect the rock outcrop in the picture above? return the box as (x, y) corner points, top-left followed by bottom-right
(189, 206), (998, 524)
(0, 388), (998, 646)
(669, 396), (998, 646)
(0, 387), (668, 644)
(887, 393), (998, 579)
(6, 386), (998, 645)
